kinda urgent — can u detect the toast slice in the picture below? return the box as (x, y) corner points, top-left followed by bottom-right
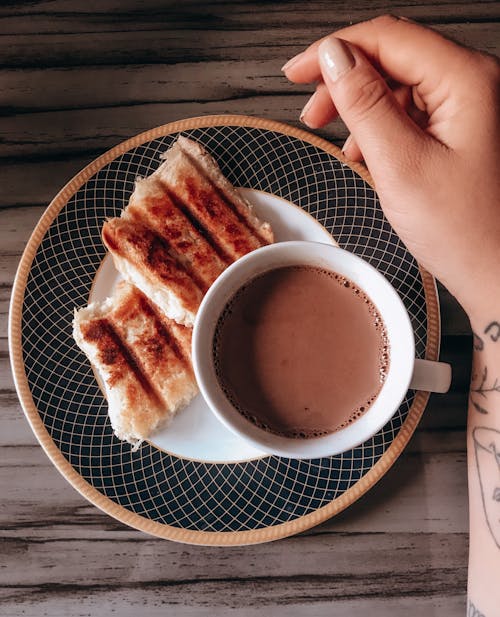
(157, 138), (267, 261)
(102, 137), (273, 325)
(102, 217), (204, 327)
(73, 282), (197, 449)
(74, 137), (274, 447)
(165, 136), (273, 245)
(124, 176), (228, 290)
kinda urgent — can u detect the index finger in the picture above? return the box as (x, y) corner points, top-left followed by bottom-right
(284, 15), (472, 93)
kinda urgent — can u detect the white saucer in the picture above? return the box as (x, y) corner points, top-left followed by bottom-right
(90, 187), (336, 462)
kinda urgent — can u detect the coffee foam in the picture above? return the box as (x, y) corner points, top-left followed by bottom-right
(212, 266), (390, 440)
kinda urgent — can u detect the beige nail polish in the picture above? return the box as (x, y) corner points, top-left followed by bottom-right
(281, 51), (305, 73)
(299, 90), (318, 126)
(318, 37), (355, 81)
(342, 134), (353, 153)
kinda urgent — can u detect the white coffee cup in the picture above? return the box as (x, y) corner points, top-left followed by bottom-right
(192, 241), (451, 459)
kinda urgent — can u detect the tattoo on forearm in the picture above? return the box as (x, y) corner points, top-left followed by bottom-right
(484, 321), (500, 342)
(473, 322), (500, 352)
(471, 399), (489, 415)
(472, 367), (500, 398)
(471, 326), (500, 554)
(473, 427), (500, 549)
(473, 331), (484, 351)
(468, 599), (486, 617)
(470, 367), (500, 415)
(471, 322), (500, 414)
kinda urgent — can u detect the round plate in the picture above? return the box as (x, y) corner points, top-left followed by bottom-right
(9, 115), (440, 545)
(90, 187), (336, 463)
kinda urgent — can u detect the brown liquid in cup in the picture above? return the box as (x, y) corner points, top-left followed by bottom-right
(213, 266), (389, 439)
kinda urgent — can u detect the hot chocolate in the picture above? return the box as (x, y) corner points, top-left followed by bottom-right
(213, 265), (389, 439)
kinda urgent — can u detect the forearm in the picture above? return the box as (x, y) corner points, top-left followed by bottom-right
(466, 314), (500, 616)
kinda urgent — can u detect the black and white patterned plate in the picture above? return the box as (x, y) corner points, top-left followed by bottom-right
(9, 115), (440, 545)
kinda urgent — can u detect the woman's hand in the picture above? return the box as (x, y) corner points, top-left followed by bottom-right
(284, 18), (500, 616)
(283, 15), (500, 322)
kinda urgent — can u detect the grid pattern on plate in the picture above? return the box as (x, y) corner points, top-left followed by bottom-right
(21, 125), (427, 532)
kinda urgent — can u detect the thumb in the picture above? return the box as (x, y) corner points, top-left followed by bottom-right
(318, 36), (427, 174)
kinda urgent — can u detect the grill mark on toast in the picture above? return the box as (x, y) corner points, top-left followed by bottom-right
(126, 191), (226, 291)
(107, 285), (196, 414)
(102, 219), (204, 316)
(151, 228), (211, 295)
(166, 319), (194, 376)
(165, 175), (262, 261)
(180, 146), (270, 245)
(78, 317), (162, 406)
(157, 148), (264, 261)
(164, 187), (234, 265)
(133, 289), (193, 377)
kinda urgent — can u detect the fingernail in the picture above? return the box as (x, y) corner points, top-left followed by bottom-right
(299, 90), (318, 126)
(318, 37), (355, 81)
(341, 134), (353, 154)
(281, 51), (305, 73)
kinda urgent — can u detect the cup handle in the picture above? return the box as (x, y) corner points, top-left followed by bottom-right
(410, 359), (452, 393)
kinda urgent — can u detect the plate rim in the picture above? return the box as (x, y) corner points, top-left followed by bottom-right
(8, 114), (440, 546)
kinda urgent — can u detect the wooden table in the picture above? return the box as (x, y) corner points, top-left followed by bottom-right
(2, 2), (499, 615)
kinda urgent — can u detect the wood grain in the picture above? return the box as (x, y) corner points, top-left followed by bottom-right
(0, 595), (468, 617)
(1, 1), (495, 615)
